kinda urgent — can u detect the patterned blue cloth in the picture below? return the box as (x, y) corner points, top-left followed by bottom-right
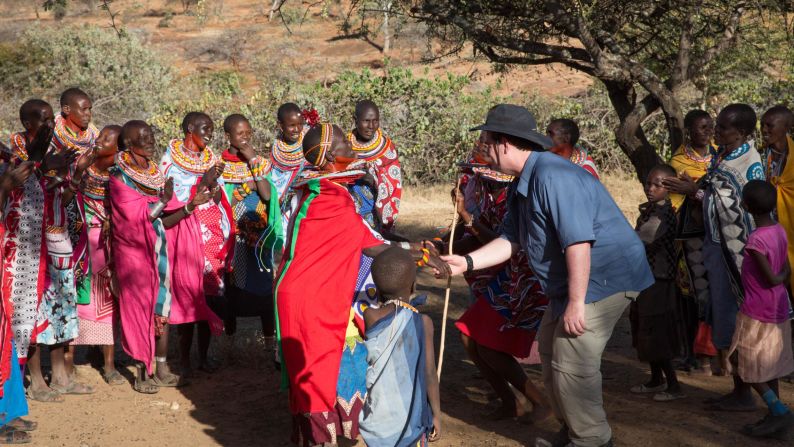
(359, 306), (432, 447)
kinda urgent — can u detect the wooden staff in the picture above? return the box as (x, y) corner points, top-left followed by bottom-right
(437, 174), (464, 379)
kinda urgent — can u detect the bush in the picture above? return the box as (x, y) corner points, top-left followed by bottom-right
(0, 25), (174, 134)
(295, 66), (499, 184)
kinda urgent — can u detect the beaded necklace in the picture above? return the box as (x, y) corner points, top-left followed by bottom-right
(684, 145), (712, 164)
(293, 169), (366, 187)
(570, 146), (588, 166)
(9, 133), (29, 161)
(221, 150), (271, 202)
(765, 145), (787, 179)
(168, 139), (216, 174)
(82, 165), (110, 200)
(53, 114), (98, 154)
(271, 133), (306, 170)
(116, 151), (165, 196)
(221, 154), (271, 183)
(349, 129), (389, 161)
(384, 299), (419, 313)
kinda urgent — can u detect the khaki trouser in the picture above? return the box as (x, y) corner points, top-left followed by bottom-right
(539, 292), (633, 447)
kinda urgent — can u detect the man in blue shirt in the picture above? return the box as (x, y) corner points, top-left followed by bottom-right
(443, 104), (653, 447)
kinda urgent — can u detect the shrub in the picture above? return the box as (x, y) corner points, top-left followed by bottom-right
(0, 25), (174, 134)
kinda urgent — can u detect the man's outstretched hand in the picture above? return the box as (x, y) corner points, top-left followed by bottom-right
(426, 255), (451, 279)
(440, 254), (467, 276)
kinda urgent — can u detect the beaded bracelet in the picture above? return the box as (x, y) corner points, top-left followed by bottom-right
(416, 247), (430, 267)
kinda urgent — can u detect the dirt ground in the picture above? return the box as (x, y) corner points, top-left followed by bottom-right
(24, 178), (794, 447)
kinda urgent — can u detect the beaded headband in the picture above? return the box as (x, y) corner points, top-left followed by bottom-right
(305, 123), (334, 167)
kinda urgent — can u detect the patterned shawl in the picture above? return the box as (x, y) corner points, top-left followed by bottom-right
(702, 141), (764, 304)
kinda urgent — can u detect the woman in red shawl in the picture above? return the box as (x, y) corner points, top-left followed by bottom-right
(274, 123), (447, 446)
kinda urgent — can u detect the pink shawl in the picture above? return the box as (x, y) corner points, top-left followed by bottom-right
(110, 176), (220, 373)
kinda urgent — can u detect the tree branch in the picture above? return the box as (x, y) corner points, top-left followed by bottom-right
(690, 4), (746, 78)
(477, 44), (596, 75)
(415, 3), (593, 63)
(671, 13), (695, 86)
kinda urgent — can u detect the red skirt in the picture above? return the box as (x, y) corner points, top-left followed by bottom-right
(455, 298), (535, 358)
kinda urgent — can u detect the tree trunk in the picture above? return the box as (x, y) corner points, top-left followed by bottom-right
(603, 80), (663, 182)
(383, 1), (393, 54)
(269, 0), (280, 21)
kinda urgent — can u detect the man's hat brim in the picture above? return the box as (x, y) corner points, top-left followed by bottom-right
(470, 123), (553, 149)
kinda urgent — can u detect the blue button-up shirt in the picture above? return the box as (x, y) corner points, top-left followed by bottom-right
(500, 151), (654, 318)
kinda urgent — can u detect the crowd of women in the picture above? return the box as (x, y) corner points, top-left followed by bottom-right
(0, 85), (791, 445)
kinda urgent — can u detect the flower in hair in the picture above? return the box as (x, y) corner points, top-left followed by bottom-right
(302, 108), (321, 127)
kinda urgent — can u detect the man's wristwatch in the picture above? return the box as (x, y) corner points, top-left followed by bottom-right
(464, 254), (474, 272)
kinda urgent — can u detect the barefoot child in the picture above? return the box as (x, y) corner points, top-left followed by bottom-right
(630, 164), (685, 401)
(360, 247), (441, 446)
(161, 112), (228, 376)
(730, 180), (794, 439)
(110, 120), (212, 393)
(69, 125), (125, 386)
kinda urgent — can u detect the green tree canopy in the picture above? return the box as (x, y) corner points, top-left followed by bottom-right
(349, 1), (793, 179)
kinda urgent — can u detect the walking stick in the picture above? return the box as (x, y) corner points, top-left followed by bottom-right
(437, 174), (463, 379)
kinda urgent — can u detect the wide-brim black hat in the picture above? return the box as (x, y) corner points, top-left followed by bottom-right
(470, 104), (553, 149)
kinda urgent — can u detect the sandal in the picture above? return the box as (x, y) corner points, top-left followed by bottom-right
(49, 381), (95, 395)
(25, 387), (63, 403)
(5, 419), (36, 432)
(151, 372), (188, 388)
(653, 391), (686, 402)
(102, 370), (126, 386)
(0, 427), (31, 444)
(630, 383), (667, 394)
(133, 377), (159, 394)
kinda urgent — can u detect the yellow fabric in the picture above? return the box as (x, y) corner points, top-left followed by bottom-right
(669, 145), (712, 211)
(770, 136), (794, 287)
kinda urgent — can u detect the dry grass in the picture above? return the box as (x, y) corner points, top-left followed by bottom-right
(397, 172), (646, 238)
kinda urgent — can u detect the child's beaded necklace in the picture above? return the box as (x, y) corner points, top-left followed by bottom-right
(384, 299), (419, 313)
